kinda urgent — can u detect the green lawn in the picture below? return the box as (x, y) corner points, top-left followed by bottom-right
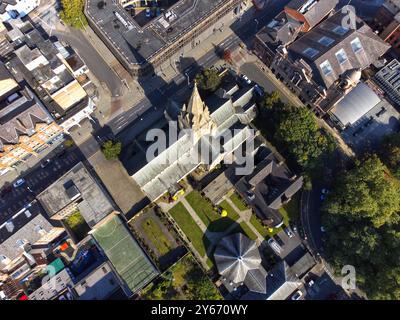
(185, 191), (238, 232)
(249, 214), (282, 238)
(186, 191), (219, 225)
(237, 222), (258, 240)
(219, 200), (240, 220)
(141, 217), (173, 256)
(169, 202), (208, 257)
(229, 193), (248, 211)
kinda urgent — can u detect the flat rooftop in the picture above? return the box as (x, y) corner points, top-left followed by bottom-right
(85, 0), (230, 65)
(37, 162), (114, 227)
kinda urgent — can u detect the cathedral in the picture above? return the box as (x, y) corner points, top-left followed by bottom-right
(131, 79), (258, 202)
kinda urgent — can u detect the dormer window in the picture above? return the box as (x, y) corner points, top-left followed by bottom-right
(335, 49), (348, 64)
(302, 47), (319, 58)
(16, 239), (27, 248)
(320, 60), (333, 76)
(351, 37), (363, 53)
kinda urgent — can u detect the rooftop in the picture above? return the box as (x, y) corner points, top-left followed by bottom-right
(288, 10), (390, 88)
(85, 0), (231, 65)
(90, 213), (159, 295)
(37, 162), (114, 227)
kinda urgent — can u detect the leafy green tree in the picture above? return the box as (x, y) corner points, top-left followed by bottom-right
(59, 0), (88, 29)
(379, 132), (400, 178)
(101, 140), (122, 160)
(323, 155), (400, 227)
(274, 106), (336, 171)
(322, 155), (400, 299)
(195, 68), (221, 92)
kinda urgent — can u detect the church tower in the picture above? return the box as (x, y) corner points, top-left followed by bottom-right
(178, 82), (217, 142)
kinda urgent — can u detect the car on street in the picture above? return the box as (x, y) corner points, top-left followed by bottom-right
(0, 185), (12, 197)
(284, 227), (294, 238)
(306, 279), (315, 288)
(13, 178), (26, 188)
(145, 8), (151, 18)
(298, 226), (307, 240)
(273, 234), (285, 246)
(253, 84), (264, 96)
(267, 238), (282, 254)
(240, 74), (252, 85)
(291, 290), (303, 300)
(41, 159), (51, 168)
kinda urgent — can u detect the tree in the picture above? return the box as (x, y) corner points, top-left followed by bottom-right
(101, 140), (122, 160)
(59, 0), (88, 29)
(378, 132), (400, 178)
(322, 155), (400, 299)
(274, 106), (336, 172)
(195, 68), (221, 92)
(323, 155), (400, 227)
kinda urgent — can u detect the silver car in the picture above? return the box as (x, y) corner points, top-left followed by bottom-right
(267, 238), (282, 254)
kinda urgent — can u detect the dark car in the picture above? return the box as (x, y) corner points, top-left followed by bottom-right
(273, 234), (285, 247)
(0, 185), (12, 197)
(57, 150), (66, 158)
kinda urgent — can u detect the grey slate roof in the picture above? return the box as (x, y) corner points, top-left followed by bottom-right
(214, 233), (262, 284)
(0, 86), (53, 152)
(241, 261), (301, 300)
(0, 201), (54, 261)
(288, 10), (390, 88)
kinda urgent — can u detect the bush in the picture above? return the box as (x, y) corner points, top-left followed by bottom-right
(101, 140), (122, 160)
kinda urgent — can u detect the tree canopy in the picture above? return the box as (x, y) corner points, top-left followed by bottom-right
(322, 155), (400, 299)
(256, 92), (336, 175)
(59, 0), (88, 29)
(378, 132), (400, 179)
(195, 68), (221, 93)
(101, 140), (122, 160)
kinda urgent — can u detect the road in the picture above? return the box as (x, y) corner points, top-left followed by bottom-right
(0, 1), (289, 223)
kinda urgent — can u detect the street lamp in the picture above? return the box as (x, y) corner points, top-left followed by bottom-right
(185, 72), (190, 86)
(254, 19), (259, 31)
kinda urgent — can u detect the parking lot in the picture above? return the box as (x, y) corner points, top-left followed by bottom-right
(341, 100), (400, 153)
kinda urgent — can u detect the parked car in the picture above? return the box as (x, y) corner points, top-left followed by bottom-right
(13, 178), (26, 188)
(41, 159), (51, 168)
(298, 226), (307, 240)
(306, 279), (315, 288)
(253, 84), (264, 96)
(57, 150), (66, 158)
(267, 238), (282, 254)
(273, 234), (285, 246)
(284, 227), (294, 238)
(291, 290), (303, 300)
(289, 221), (298, 233)
(0, 185), (12, 197)
(145, 8), (151, 18)
(240, 74), (252, 85)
